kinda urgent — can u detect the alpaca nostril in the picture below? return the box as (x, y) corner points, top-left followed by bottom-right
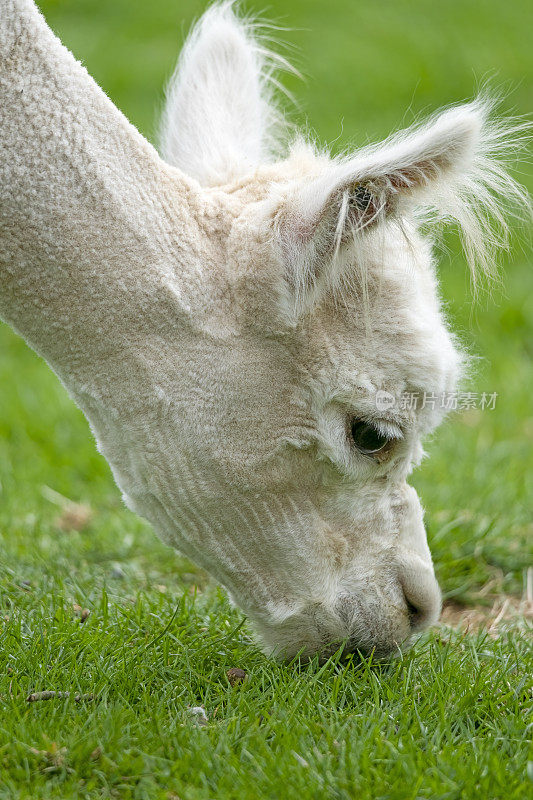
(398, 560), (442, 633)
(401, 582), (441, 632)
(405, 598), (423, 630)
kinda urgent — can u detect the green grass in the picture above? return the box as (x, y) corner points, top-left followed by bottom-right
(1, 0), (532, 797)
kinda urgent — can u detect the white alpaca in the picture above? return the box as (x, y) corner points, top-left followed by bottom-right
(0, 0), (528, 658)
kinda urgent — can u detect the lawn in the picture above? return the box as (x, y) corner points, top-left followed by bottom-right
(0, 0), (532, 798)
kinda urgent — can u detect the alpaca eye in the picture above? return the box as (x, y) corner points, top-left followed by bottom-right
(350, 420), (390, 455)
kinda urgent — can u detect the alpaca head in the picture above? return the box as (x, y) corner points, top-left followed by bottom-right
(131, 2), (526, 659)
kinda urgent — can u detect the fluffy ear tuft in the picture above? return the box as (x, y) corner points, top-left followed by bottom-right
(159, 2), (291, 186)
(275, 99), (531, 315)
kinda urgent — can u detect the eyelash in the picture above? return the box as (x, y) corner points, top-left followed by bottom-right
(349, 418), (394, 457)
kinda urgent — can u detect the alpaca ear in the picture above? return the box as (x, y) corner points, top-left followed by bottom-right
(159, 2), (281, 186)
(276, 104), (487, 315)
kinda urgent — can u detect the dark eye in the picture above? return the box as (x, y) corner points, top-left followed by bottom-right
(350, 419), (390, 455)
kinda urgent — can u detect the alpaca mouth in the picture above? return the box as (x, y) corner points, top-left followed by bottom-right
(253, 585), (427, 661)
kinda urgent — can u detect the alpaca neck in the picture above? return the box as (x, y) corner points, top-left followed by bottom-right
(0, 0), (199, 394)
